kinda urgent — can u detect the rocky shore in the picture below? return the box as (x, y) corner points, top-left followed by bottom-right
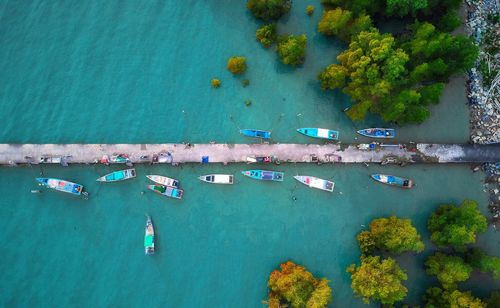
(465, 0), (500, 228)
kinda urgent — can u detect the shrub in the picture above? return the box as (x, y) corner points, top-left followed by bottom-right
(227, 56), (247, 74)
(306, 5), (315, 16)
(211, 78), (221, 88)
(247, 0), (291, 20)
(256, 23), (277, 48)
(277, 34), (307, 66)
(425, 253), (472, 289)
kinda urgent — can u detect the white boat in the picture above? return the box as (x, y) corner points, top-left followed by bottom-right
(198, 174), (234, 184)
(144, 215), (154, 255)
(294, 175), (334, 192)
(146, 175), (180, 188)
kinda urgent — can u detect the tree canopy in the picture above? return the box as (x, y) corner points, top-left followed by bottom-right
(267, 261), (332, 308)
(465, 248), (500, 280)
(427, 200), (488, 249)
(357, 216), (425, 254)
(227, 56), (247, 74)
(347, 256), (407, 305)
(425, 253), (472, 289)
(246, 0), (291, 20)
(424, 287), (487, 308)
(277, 34), (307, 66)
(256, 23), (277, 48)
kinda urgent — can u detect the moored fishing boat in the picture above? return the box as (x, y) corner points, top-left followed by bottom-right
(296, 128), (339, 140)
(239, 129), (271, 139)
(97, 168), (136, 182)
(293, 175), (334, 192)
(36, 178), (84, 196)
(147, 184), (184, 199)
(357, 128), (395, 138)
(144, 215), (155, 255)
(371, 174), (412, 189)
(241, 170), (284, 182)
(146, 175), (180, 188)
(198, 174), (234, 184)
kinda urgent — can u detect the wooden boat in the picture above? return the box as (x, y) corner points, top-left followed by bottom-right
(294, 175), (334, 192)
(371, 174), (412, 189)
(241, 170), (284, 182)
(246, 155), (279, 164)
(199, 174), (234, 184)
(146, 175), (180, 188)
(36, 178), (84, 196)
(239, 129), (271, 139)
(147, 184), (183, 199)
(297, 128), (339, 140)
(97, 168), (136, 182)
(144, 216), (155, 255)
(357, 128), (395, 138)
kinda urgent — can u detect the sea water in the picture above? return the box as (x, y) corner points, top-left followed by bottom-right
(0, 1), (497, 307)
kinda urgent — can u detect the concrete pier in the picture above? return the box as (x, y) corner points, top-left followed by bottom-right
(0, 143), (499, 166)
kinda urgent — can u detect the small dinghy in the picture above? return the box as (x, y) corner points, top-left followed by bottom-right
(146, 175), (180, 188)
(357, 128), (395, 138)
(199, 174), (234, 184)
(371, 174), (412, 189)
(147, 184), (183, 199)
(246, 155), (279, 164)
(239, 129), (271, 139)
(97, 168), (136, 182)
(297, 128), (339, 140)
(144, 215), (155, 255)
(36, 178), (84, 196)
(241, 170), (284, 182)
(294, 175), (334, 192)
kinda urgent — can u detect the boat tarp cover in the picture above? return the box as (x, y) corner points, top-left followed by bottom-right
(317, 129), (329, 138)
(144, 235), (154, 246)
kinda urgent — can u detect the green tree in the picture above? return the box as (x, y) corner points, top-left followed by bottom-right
(277, 34), (307, 66)
(427, 200), (488, 249)
(317, 8), (372, 42)
(486, 291), (500, 308)
(386, 0), (428, 17)
(267, 261), (332, 308)
(318, 64), (347, 90)
(424, 287), (486, 308)
(347, 256), (408, 305)
(227, 56), (247, 74)
(247, 0), (291, 20)
(465, 248), (500, 280)
(256, 23), (277, 48)
(357, 216), (425, 254)
(425, 253), (472, 289)
(418, 83), (444, 105)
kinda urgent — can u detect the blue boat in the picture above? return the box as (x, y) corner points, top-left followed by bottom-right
(371, 174), (412, 189)
(36, 178), (84, 196)
(296, 128), (339, 140)
(357, 128), (395, 138)
(239, 129), (271, 139)
(97, 168), (136, 182)
(147, 184), (184, 199)
(241, 170), (284, 182)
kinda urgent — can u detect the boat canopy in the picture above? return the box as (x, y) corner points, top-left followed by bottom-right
(317, 129), (330, 138)
(144, 235), (154, 247)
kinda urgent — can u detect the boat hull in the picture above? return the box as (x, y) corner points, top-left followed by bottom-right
(294, 175), (334, 192)
(239, 129), (271, 139)
(144, 216), (154, 255)
(371, 174), (412, 188)
(97, 168), (136, 182)
(199, 174), (234, 184)
(36, 178), (83, 196)
(147, 185), (184, 199)
(241, 170), (284, 182)
(146, 175), (180, 188)
(357, 128), (395, 138)
(297, 128), (339, 140)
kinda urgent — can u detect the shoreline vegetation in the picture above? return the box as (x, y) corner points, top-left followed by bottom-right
(241, 1), (500, 307)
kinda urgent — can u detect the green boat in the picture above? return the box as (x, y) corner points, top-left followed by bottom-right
(97, 168), (136, 182)
(144, 215), (155, 255)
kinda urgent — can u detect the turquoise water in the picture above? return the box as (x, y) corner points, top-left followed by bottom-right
(0, 1), (497, 307)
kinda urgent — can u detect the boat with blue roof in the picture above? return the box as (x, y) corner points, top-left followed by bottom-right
(357, 128), (395, 138)
(297, 128), (339, 140)
(36, 178), (84, 196)
(371, 174), (412, 189)
(97, 168), (136, 182)
(241, 170), (284, 182)
(239, 129), (271, 139)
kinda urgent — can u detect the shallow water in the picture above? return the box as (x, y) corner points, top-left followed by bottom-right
(0, 1), (496, 307)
